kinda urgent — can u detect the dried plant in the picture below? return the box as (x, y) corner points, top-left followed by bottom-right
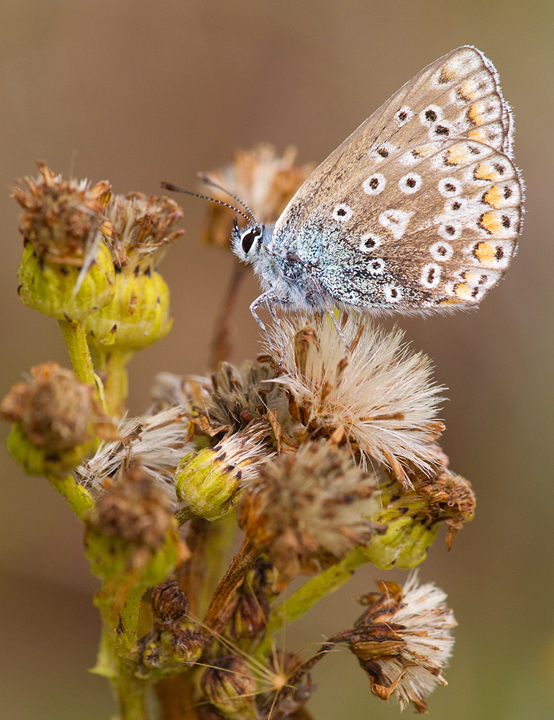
(2, 158), (478, 719)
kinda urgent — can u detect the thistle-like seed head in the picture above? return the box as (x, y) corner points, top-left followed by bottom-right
(335, 574), (456, 713)
(75, 407), (194, 506)
(237, 440), (379, 590)
(265, 313), (445, 485)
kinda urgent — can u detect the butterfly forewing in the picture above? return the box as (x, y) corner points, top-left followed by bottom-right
(272, 46), (523, 313)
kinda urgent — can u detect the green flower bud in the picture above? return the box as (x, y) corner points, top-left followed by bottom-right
(200, 655), (259, 719)
(12, 162), (115, 322)
(175, 429), (271, 523)
(365, 494), (439, 569)
(84, 265), (172, 354)
(18, 241), (115, 322)
(175, 448), (242, 523)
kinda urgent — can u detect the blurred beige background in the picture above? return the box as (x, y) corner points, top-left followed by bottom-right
(1, 1), (553, 718)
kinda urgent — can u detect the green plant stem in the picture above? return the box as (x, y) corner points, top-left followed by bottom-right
(256, 545), (372, 661)
(48, 473), (95, 520)
(100, 349), (133, 417)
(58, 318), (96, 386)
(94, 583), (149, 720)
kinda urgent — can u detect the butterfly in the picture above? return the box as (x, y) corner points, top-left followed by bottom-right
(228, 46), (523, 332)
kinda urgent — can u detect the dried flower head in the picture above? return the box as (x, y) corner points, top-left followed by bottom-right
(221, 558), (274, 646)
(75, 406), (193, 504)
(197, 359), (288, 438)
(90, 465), (173, 550)
(137, 577), (204, 676)
(200, 654), (259, 718)
(265, 313), (445, 484)
(1, 363), (115, 476)
(365, 468), (475, 569)
(85, 465), (185, 582)
(411, 468), (476, 549)
(175, 423), (275, 523)
(12, 161), (111, 264)
(103, 192), (183, 270)
(237, 440), (379, 589)
(13, 163), (115, 322)
(332, 574), (456, 713)
(201, 144), (314, 247)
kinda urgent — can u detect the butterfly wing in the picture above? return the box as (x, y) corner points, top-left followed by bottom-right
(272, 46), (523, 312)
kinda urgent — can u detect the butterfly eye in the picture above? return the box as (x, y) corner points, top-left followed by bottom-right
(241, 227), (262, 255)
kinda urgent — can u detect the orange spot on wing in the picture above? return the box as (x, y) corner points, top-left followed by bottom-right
(469, 104), (483, 126)
(479, 212), (502, 235)
(446, 145), (472, 166)
(484, 186), (502, 208)
(474, 163), (497, 181)
(454, 283), (472, 300)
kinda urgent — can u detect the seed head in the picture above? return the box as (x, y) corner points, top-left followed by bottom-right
(75, 407), (194, 505)
(12, 161), (111, 264)
(333, 574), (456, 713)
(237, 441), (379, 590)
(265, 313), (445, 485)
(103, 192), (183, 270)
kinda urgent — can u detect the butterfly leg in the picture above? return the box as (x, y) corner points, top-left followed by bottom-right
(309, 270), (349, 348)
(250, 293), (292, 359)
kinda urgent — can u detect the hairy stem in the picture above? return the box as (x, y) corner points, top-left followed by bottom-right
(58, 318), (96, 386)
(48, 473), (95, 520)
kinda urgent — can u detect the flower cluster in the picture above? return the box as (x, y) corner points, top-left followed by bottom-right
(2, 152), (477, 719)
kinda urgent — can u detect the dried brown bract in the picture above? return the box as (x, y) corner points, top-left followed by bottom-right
(197, 359), (287, 438)
(237, 441), (379, 590)
(103, 192), (184, 269)
(12, 161), (111, 265)
(330, 575), (456, 713)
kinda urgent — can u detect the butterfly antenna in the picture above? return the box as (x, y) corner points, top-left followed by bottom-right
(197, 171), (257, 224)
(160, 181), (253, 225)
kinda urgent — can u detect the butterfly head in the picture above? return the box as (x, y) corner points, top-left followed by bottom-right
(231, 217), (265, 262)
